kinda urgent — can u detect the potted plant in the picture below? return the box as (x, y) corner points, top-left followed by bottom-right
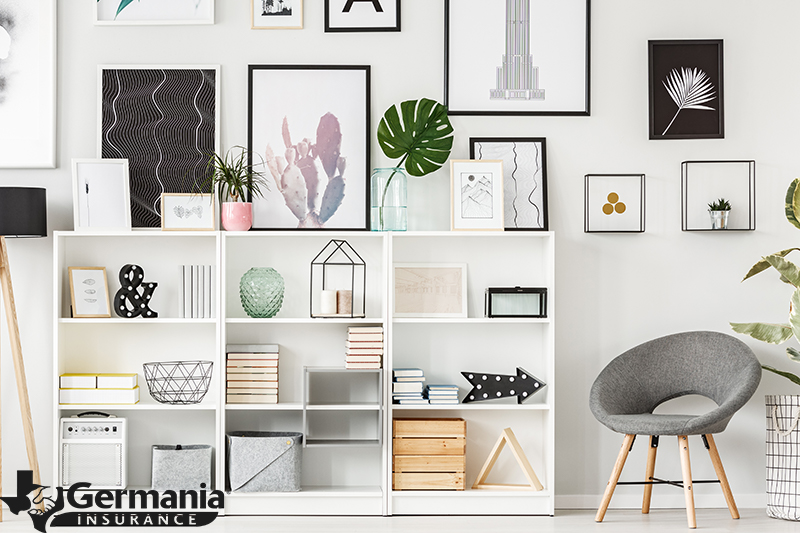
(206, 146), (269, 231)
(372, 98), (454, 231)
(708, 197), (732, 229)
(731, 178), (800, 521)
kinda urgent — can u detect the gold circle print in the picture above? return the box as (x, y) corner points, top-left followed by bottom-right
(602, 191), (625, 216)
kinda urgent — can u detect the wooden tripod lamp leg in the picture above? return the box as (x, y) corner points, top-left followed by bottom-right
(596, 434), (635, 522)
(0, 237), (43, 514)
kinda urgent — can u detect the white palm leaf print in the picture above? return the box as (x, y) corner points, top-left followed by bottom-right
(661, 67), (716, 135)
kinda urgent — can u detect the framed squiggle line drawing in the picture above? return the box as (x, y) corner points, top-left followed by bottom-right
(470, 137), (548, 231)
(98, 65), (220, 228)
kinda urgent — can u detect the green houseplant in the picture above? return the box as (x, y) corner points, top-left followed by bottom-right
(372, 98), (454, 231)
(205, 146), (269, 231)
(708, 197), (732, 230)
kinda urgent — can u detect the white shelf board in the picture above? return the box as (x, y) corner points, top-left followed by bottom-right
(224, 231), (385, 239)
(392, 317), (550, 324)
(225, 402), (303, 411)
(391, 403), (550, 411)
(227, 485), (382, 497)
(305, 438), (381, 447)
(60, 318), (216, 324)
(224, 486), (383, 516)
(392, 489), (552, 498)
(392, 231), (553, 238)
(306, 403), (382, 411)
(56, 230), (218, 238)
(226, 317), (385, 324)
(391, 489), (553, 516)
(59, 402), (216, 411)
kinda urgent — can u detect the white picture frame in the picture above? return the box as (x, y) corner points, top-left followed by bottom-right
(161, 193), (215, 231)
(393, 263), (468, 318)
(72, 159), (132, 232)
(451, 160), (505, 231)
(251, 0), (303, 29)
(95, 0), (215, 25)
(68, 267), (111, 318)
(0, 0), (56, 168)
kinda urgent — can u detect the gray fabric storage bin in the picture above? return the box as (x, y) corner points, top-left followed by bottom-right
(227, 431), (302, 492)
(151, 444), (212, 490)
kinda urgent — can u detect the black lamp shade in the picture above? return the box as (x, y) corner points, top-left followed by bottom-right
(0, 187), (47, 238)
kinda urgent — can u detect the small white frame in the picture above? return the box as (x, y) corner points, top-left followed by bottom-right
(251, 0), (303, 29)
(393, 263), (468, 318)
(71, 158), (132, 232)
(94, 0), (215, 25)
(68, 267), (111, 318)
(161, 193), (215, 231)
(451, 159), (505, 231)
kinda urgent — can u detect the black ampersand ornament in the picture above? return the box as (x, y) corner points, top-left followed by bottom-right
(114, 264), (158, 318)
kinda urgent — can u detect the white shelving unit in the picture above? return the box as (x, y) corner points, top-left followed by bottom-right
(53, 230), (554, 517)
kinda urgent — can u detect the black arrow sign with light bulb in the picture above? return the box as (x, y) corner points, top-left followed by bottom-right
(461, 367), (546, 404)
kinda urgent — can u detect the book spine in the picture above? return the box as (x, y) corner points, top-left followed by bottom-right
(178, 265), (184, 319)
(184, 264), (193, 318)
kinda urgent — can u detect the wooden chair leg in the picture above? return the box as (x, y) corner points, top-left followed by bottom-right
(678, 435), (697, 529)
(704, 434), (739, 519)
(596, 434), (635, 522)
(642, 435), (658, 514)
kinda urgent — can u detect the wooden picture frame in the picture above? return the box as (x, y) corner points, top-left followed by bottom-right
(72, 159), (132, 232)
(251, 0), (303, 29)
(393, 263), (468, 318)
(451, 160), (504, 231)
(68, 267), (111, 318)
(325, 0), (400, 32)
(161, 193), (215, 231)
(94, 0), (215, 25)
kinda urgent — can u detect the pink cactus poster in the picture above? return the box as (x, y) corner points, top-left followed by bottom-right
(248, 65), (369, 230)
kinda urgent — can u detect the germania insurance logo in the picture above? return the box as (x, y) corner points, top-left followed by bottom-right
(1, 471), (224, 532)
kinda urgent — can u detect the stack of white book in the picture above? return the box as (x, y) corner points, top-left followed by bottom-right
(426, 384), (460, 405)
(346, 326), (383, 369)
(178, 265), (215, 319)
(392, 368), (428, 404)
(59, 373), (140, 405)
(226, 344), (279, 404)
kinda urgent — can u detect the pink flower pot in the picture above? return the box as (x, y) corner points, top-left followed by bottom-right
(222, 202), (253, 231)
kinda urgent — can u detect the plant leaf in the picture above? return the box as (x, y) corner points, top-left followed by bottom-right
(116, 0), (136, 18)
(766, 255), (800, 288)
(743, 248), (800, 281)
(787, 178), (800, 230)
(663, 67), (716, 110)
(790, 289), (800, 341)
(787, 346), (800, 363)
(763, 365), (800, 387)
(377, 99), (454, 177)
(730, 321), (794, 344)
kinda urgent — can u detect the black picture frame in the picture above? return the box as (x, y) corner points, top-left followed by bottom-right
(681, 160), (755, 231)
(445, 0), (591, 116)
(324, 0), (400, 32)
(584, 174), (645, 233)
(648, 39), (724, 140)
(469, 137), (548, 231)
(247, 65), (370, 231)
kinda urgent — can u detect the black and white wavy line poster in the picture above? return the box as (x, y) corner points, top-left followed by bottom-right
(100, 67), (218, 228)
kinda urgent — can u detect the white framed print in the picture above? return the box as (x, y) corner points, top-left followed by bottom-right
(584, 174), (646, 233)
(394, 263), (468, 318)
(68, 267), (111, 318)
(72, 159), (132, 232)
(0, 0), (56, 168)
(95, 0), (215, 25)
(325, 0), (400, 32)
(161, 193), (215, 231)
(252, 0), (303, 29)
(451, 160), (504, 231)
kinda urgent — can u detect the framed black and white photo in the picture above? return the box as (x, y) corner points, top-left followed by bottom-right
(95, 0), (215, 25)
(325, 0), (400, 32)
(451, 160), (504, 231)
(470, 137), (548, 231)
(0, 0), (56, 168)
(394, 264), (468, 318)
(161, 193), (215, 231)
(248, 65), (370, 230)
(681, 160), (755, 231)
(585, 174), (645, 233)
(649, 40), (724, 139)
(72, 159), (131, 232)
(252, 0), (302, 29)
(445, 0), (590, 116)
(68, 267), (111, 318)
(98, 65), (220, 228)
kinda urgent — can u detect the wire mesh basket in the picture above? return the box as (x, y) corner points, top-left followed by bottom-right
(143, 361), (214, 405)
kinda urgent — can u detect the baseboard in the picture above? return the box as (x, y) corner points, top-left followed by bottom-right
(555, 493), (766, 510)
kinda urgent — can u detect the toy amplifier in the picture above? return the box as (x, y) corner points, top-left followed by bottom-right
(59, 412), (127, 489)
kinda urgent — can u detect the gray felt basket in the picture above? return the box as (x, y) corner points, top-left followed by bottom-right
(227, 431), (303, 492)
(151, 444), (212, 491)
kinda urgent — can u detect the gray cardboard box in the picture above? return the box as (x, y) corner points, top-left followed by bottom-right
(151, 444), (212, 491)
(227, 431), (302, 492)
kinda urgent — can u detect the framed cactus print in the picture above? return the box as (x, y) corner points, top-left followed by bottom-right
(247, 65), (370, 230)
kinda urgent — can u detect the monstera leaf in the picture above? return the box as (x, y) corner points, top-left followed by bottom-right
(377, 99), (454, 177)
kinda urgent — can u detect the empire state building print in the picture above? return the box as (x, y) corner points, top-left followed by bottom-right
(490, 0), (545, 101)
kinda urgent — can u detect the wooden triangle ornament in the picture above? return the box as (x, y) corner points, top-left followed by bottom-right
(472, 427), (544, 491)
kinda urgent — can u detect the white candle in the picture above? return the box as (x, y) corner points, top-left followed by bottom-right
(320, 290), (337, 315)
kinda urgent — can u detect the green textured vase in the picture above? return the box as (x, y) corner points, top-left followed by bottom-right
(239, 267), (285, 318)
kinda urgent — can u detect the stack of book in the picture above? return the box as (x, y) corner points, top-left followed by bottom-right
(226, 344), (279, 404)
(178, 265), (215, 319)
(59, 373), (140, 405)
(393, 368), (428, 404)
(426, 384), (460, 405)
(345, 326), (383, 369)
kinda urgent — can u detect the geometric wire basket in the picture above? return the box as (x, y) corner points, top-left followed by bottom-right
(142, 360), (214, 405)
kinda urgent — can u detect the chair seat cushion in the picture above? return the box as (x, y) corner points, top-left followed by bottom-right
(600, 413), (730, 436)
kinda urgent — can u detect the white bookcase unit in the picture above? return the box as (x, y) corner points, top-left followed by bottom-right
(52, 231), (554, 517)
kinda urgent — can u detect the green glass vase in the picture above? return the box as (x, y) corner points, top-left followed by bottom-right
(239, 267), (284, 318)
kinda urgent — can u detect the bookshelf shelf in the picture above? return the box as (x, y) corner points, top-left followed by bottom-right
(58, 403), (216, 411)
(225, 402), (303, 411)
(59, 318), (216, 324)
(390, 403), (550, 411)
(306, 403), (382, 411)
(305, 438), (381, 447)
(392, 318), (550, 324)
(226, 318), (385, 325)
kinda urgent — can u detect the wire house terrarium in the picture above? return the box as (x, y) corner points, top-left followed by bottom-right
(310, 240), (366, 318)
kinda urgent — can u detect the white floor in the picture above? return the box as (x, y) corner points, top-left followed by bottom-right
(2, 509), (799, 533)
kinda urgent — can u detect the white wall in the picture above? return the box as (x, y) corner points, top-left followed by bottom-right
(1, 0), (799, 509)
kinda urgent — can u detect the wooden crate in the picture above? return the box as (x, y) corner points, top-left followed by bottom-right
(392, 418), (466, 491)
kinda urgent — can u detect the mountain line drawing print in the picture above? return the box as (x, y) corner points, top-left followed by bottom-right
(461, 173), (494, 219)
(661, 67), (716, 135)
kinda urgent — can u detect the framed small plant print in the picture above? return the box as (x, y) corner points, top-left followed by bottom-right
(161, 193), (215, 231)
(585, 174), (645, 233)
